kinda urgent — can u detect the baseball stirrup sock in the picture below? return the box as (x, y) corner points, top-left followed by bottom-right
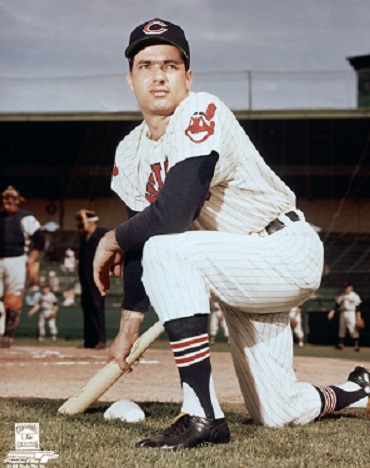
(315, 385), (367, 417)
(165, 314), (223, 419)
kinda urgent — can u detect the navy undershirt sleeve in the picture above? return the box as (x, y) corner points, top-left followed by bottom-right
(122, 243), (150, 312)
(116, 151), (219, 252)
(120, 152), (218, 312)
(31, 229), (45, 251)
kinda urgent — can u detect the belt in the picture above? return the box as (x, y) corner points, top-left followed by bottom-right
(265, 210), (300, 235)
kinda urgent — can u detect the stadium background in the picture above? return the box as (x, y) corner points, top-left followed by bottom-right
(1, 58), (370, 347)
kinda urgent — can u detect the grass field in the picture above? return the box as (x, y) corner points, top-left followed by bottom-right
(0, 398), (369, 467)
(1, 342), (370, 467)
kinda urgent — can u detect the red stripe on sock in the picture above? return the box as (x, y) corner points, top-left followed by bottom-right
(174, 348), (210, 366)
(170, 335), (209, 350)
(319, 386), (337, 416)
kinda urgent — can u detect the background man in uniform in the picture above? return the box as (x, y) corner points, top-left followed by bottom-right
(0, 186), (45, 348)
(28, 283), (59, 342)
(328, 282), (363, 352)
(209, 301), (229, 345)
(76, 209), (108, 349)
(93, 19), (370, 450)
(289, 305), (305, 347)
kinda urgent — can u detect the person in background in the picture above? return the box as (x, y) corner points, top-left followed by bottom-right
(62, 247), (76, 273)
(289, 305), (304, 347)
(48, 270), (60, 293)
(328, 282), (362, 352)
(76, 209), (108, 349)
(0, 186), (45, 348)
(209, 301), (229, 345)
(28, 283), (58, 342)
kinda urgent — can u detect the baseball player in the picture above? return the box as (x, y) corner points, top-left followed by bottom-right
(28, 283), (58, 341)
(209, 301), (229, 345)
(76, 209), (108, 349)
(0, 186), (45, 348)
(289, 305), (304, 347)
(93, 19), (370, 449)
(328, 283), (362, 352)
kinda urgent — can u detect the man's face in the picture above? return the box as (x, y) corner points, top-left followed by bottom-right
(126, 44), (192, 118)
(2, 196), (19, 214)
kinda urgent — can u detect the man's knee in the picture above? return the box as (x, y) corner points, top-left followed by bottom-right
(4, 293), (22, 311)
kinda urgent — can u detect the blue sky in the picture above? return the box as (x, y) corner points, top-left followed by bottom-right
(1, 0), (369, 112)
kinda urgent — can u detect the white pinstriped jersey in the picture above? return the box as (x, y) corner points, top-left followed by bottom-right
(111, 92), (296, 234)
(336, 291), (361, 313)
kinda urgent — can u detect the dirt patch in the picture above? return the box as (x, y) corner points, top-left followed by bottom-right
(0, 345), (365, 407)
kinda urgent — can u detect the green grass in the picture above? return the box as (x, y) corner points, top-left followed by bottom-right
(0, 398), (369, 467)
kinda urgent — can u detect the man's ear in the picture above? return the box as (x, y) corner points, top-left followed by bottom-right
(126, 71), (134, 92)
(185, 69), (193, 93)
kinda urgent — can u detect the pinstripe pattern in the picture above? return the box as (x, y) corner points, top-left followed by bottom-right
(112, 92), (296, 234)
(141, 221), (323, 426)
(223, 309), (321, 426)
(112, 91), (325, 427)
(142, 221), (323, 321)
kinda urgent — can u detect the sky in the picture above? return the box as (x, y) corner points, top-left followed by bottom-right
(0, 0), (369, 112)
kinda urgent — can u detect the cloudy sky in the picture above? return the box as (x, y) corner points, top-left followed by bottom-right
(1, 0), (369, 112)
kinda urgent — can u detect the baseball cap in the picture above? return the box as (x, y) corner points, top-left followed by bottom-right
(1, 185), (25, 203)
(125, 18), (190, 68)
(75, 209), (99, 229)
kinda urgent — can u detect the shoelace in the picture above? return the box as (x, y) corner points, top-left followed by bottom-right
(161, 414), (192, 437)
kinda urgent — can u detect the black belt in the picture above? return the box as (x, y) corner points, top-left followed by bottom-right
(265, 211), (300, 235)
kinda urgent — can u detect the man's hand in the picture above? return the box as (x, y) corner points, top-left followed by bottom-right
(107, 309), (144, 373)
(93, 229), (124, 296)
(327, 309), (335, 321)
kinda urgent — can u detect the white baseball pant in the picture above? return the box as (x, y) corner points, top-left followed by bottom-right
(210, 302), (229, 338)
(0, 256), (27, 298)
(0, 256), (26, 336)
(289, 310), (304, 339)
(142, 219), (324, 427)
(339, 311), (359, 339)
(38, 312), (58, 338)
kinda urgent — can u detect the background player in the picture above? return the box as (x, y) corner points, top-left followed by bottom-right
(209, 301), (229, 345)
(0, 186), (45, 348)
(93, 19), (370, 449)
(328, 282), (362, 352)
(28, 283), (58, 341)
(76, 209), (108, 349)
(289, 305), (305, 347)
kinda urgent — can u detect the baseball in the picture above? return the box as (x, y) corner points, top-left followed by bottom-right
(103, 400), (145, 423)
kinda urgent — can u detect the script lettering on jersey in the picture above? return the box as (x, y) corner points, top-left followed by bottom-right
(185, 103), (217, 143)
(146, 161), (169, 203)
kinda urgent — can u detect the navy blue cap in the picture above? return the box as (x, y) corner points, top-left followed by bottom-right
(125, 18), (190, 67)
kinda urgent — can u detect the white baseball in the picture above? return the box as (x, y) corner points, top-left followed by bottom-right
(103, 400), (145, 423)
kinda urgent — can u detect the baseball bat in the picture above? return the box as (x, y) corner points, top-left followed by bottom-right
(58, 321), (165, 415)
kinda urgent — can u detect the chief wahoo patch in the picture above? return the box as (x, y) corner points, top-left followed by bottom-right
(185, 103), (216, 143)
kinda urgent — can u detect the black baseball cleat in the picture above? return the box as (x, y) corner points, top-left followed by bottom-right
(348, 366), (370, 395)
(135, 413), (230, 450)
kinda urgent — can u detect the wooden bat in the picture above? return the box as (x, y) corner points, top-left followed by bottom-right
(58, 321), (165, 415)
